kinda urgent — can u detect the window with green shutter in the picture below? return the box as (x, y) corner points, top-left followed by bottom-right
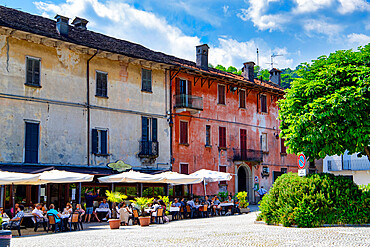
(25, 57), (41, 87)
(141, 69), (152, 92)
(96, 71), (108, 97)
(92, 128), (108, 155)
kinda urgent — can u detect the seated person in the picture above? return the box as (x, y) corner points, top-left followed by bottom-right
(3, 205), (24, 229)
(62, 202), (73, 216)
(227, 195), (234, 203)
(32, 203), (48, 224)
(0, 207), (9, 222)
(47, 204), (62, 224)
(194, 198), (200, 206)
(186, 197), (197, 218)
(118, 202), (132, 226)
(212, 196), (221, 216)
(171, 198), (181, 219)
(10, 203), (19, 217)
(151, 201), (161, 217)
(98, 198), (111, 221)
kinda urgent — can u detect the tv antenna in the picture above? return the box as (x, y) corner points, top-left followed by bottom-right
(267, 54), (283, 69)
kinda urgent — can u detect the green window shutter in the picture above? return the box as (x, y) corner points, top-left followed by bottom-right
(92, 129), (98, 154)
(152, 118), (157, 142)
(101, 130), (108, 154)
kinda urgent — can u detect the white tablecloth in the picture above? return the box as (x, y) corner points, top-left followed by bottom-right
(169, 207), (180, 212)
(95, 208), (110, 213)
(219, 203), (234, 207)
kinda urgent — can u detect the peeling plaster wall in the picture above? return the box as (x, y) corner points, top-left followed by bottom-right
(0, 34), (170, 170)
(172, 72), (298, 197)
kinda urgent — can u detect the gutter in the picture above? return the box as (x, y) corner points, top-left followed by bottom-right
(87, 50), (99, 166)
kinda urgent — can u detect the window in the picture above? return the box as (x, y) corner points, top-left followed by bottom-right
(180, 163), (189, 175)
(25, 122), (39, 163)
(218, 84), (226, 104)
(96, 71), (108, 97)
(141, 117), (157, 142)
(179, 79), (190, 95)
(180, 121), (188, 144)
(281, 138), (287, 154)
(141, 69), (152, 92)
(219, 126), (226, 148)
(239, 90), (246, 108)
(261, 133), (267, 152)
(260, 94), (267, 113)
(219, 166), (227, 185)
(205, 125), (211, 146)
(26, 57), (41, 86)
(92, 129), (108, 155)
(327, 161), (332, 171)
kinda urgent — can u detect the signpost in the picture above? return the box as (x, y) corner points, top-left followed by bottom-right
(298, 154), (306, 177)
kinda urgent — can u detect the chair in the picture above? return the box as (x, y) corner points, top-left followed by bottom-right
(69, 213), (81, 231)
(179, 206), (184, 220)
(6, 217), (24, 236)
(202, 205), (209, 218)
(155, 207), (164, 224)
(47, 213), (62, 233)
(186, 205), (191, 218)
(33, 215), (47, 232)
(129, 209), (139, 225)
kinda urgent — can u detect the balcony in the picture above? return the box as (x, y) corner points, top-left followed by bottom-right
(232, 149), (263, 163)
(174, 94), (203, 114)
(327, 159), (370, 171)
(138, 141), (159, 158)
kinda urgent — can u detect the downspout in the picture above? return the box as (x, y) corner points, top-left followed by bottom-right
(87, 50), (98, 166)
(168, 68), (173, 171)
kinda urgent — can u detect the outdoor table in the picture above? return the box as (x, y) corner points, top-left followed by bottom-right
(60, 214), (70, 231)
(219, 203), (234, 215)
(95, 208), (110, 220)
(22, 213), (35, 228)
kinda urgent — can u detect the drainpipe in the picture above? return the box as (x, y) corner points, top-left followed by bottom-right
(87, 50), (98, 166)
(167, 69), (174, 171)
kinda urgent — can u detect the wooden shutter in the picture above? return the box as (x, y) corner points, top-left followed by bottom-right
(102, 73), (107, 97)
(240, 90), (246, 108)
(26, 58), (33, 84)
(33, 59), (40, 85)
(96, 73), (102, 96)
(91, 129), (98, 154)
(180, 121), (188, 144)
(187, 80), (192, 95)
(281, 138), (286, 153)
(219, 127), (226, 148)
(206, 125), (211, 146)
(175, 78), (180, 95)
(261, 95), (267, 113)
(147, 70), (152, 91)
(101, 130), (107, 155)
(240, 129), (247, 150)
(142, 117), (148, 141)
(180, 164), (189, 175)
(218, 85), (225, 104)
(257, 93), (259, 112)
(152, 118), (158, 142)
(25, 122), (39, 163)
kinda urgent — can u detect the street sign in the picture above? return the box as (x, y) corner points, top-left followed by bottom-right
(298, 169), (306, 177)
(298, 154), (306, 169)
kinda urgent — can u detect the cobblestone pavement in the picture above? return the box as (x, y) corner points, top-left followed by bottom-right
(12, 211), (370, 247)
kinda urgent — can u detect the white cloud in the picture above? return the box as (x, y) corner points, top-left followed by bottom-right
(223, 5), (229, 15)
(210, 38), (293, 69)
(303, 19), (343, 37)
(34, 0), (200, 61)
(237, 0), (290, 31)
(293, 0), (333, 13)
(347, 33), (370, 46)
(337, 0), (370, 14)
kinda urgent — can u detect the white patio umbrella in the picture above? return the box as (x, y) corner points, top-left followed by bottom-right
(153, 171), (203, 185)
(0, 171), (40, 185)
(37, 170), (94, 183)
(98, 170), (163, 183)
(190, 169), (232, 195)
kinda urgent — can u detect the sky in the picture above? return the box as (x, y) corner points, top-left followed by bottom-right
(2, 0), (370, 70)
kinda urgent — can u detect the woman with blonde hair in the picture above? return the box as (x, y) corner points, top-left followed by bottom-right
(118, 202), (132, 226)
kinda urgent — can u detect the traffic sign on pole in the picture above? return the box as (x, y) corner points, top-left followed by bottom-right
(298, 154), (306, 169)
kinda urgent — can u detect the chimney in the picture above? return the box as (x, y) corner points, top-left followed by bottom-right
(55, 15), (70, 36)
(72, 17), (89, 30)
(196, 44), (209, 70)
(242, 62), (255, 82)
(269, 68), (282, 86)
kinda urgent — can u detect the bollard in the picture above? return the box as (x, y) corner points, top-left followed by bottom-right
(0, 230), (11, 247)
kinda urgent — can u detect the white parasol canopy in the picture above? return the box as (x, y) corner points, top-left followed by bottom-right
(98, 170), (163, 183)
(37, 170), (94, 183)
(0, 171), (41, 185)
(153, 171), (203, 185)
(190, 169), (232, 182)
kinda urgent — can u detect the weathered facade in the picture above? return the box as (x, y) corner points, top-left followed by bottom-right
(170, 46), (298, 201)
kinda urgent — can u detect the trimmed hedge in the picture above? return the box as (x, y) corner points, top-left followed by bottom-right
(257, 173), (370, 227)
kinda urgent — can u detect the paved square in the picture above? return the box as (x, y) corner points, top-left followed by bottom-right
(12, 212), (370, 247)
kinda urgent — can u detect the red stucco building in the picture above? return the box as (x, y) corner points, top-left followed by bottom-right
(170, 44), (298, 202)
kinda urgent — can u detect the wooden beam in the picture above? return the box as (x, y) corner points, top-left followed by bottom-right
(201, 78), (207, 87)
(193, 77), (200, 86)
(208, 80), (214, 88)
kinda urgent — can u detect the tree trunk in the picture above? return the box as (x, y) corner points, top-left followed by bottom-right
(364, 146), (370, 162)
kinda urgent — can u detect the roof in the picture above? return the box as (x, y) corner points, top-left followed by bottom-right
(0, 5), (284, 93)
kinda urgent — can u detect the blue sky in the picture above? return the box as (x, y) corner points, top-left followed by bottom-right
(2, 0), (370, 70)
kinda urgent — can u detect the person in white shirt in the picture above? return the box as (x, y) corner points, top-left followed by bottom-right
(32, 204), (48, 224)
(98, 198), (111, 221)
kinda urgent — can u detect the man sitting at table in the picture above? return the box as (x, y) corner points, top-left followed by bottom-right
(2, 205), (24, 230)
(98, 198), (111, 221)
(186, 197), (197, 218)
(47, 204), (61, 224)
(32, 204), (48, 229)
(172, 198), (181, 220)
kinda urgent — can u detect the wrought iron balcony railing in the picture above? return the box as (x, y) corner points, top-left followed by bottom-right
(174, 94), (203, 111)
(232, 149), (263, 162)
(138, 141), (159, 158)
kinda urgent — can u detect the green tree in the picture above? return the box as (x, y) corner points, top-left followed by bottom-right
(279, 44), (370, 161)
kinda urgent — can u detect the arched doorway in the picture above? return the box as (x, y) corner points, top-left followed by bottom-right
(237, 165), (252, 201)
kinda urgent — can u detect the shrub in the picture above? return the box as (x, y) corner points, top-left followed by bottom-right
(236, 191), (249, 208)
(258, 173), (370, 227)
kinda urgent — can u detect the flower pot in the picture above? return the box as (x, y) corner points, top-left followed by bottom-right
(139, 216), (151, 227)
(108, 219), (121, 229)
(240, 208), (250, 214)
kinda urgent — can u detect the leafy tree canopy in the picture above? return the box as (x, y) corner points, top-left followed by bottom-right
(279, 44), (370, 161)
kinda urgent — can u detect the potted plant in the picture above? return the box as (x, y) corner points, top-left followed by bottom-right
(130, 197), (154, 227)
(106, 191), (127, 229)
(236, 191), (250, 214)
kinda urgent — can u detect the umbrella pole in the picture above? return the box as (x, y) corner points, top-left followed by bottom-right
(12, 183), (15, 217)
(203, 180), (207, 197)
